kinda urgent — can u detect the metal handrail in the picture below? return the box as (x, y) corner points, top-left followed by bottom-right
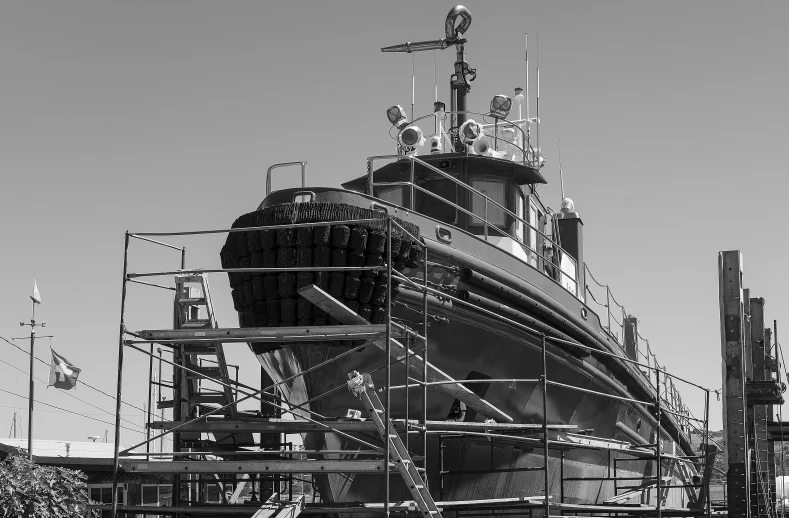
(266, 161), (307, 195)
(376, 180), (577, 294)
(409, 109), (533, 166)
(584, 263), (696, 425)
(367, 154), (580, 295)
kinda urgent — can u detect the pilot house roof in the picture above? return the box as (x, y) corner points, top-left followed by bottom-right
(341, 153), (547, 191)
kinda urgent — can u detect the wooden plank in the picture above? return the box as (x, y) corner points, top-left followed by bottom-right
(298, 284), (513, 423)
(136, 324), (392, 343)
(253, 495), (304, 518)
(718, 251), (749, 518)
(121, 459), (392, 474)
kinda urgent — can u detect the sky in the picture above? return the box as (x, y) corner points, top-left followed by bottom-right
(0, 1), (787, 446)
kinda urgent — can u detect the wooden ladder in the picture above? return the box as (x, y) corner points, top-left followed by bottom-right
(348, 371), (442, 518)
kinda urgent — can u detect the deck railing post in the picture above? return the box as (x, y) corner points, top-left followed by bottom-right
(484, 198), (489, 240)
(409, 157), (415, 210)
(111, 231), (130, 518)
(606, 285), (612, 332)
(541, 334), (550, 518)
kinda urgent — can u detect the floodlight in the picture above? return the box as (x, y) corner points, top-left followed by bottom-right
(386, 105), (408, 129)
(490, 94), (512, 119)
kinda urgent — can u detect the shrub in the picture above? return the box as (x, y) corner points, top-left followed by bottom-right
(0, 453), (92, 517)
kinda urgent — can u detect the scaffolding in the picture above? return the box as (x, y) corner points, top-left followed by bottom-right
(97, 216), (719, 518)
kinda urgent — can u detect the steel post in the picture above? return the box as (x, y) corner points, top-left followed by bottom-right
(146, 343), (153, 459)
(705, 389), (711, 518)
(111, 231), (131, 518)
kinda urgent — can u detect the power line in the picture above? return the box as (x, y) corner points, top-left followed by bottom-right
(0, 334), (148, 414)
(0, 354), (145, 433)
(0, 386), (143, 436)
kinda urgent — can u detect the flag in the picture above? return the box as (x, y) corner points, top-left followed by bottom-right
(31, 277), (41, 304)
(49, 349), (81, 390)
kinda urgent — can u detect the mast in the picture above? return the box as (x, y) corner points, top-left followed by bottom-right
(382, 5), (475, 152)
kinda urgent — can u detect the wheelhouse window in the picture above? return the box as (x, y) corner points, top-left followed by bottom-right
(415, 173), (458, 224)
(469, 177), (507, 227)
(375, 185), (404, 206)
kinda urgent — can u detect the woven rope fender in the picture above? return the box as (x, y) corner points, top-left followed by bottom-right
(219, 202), (423, 353)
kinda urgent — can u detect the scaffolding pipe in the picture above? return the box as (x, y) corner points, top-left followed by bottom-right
(111, 232), (130, 518)
(656, 368), (662, 518)
(385, 216), (392, 517)
(542, 334), (550, 518)
(423, 246), (429, 481)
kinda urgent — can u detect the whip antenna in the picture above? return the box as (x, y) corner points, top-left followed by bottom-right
(557, 134), (565, 200)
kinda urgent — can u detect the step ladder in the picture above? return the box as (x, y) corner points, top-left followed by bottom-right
(173, 273), (237, 419)
(348, 371), (442, 518)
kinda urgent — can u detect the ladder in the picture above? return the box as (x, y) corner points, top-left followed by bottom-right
(172, 273), (237, 419)
(348, 371), (442, 518)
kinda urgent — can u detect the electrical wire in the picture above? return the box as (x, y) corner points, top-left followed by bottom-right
(0, 354), (145, 432)
(0, 386), (143, 435)
(0, 334), (147, 414)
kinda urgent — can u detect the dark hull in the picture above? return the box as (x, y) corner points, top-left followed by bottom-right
(231, 189), (698, 514)
(254, 267), (695, 513)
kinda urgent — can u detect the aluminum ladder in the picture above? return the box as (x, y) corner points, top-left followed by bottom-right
(348, 371), (442, 518)
(173, 273), (237, 418)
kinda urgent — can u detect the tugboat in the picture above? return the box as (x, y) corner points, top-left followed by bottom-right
(219, 5), (701, 513)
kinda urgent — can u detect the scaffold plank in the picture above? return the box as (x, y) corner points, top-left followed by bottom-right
(121, 459), (392, 474)
(298, 284), (513, 423)
(253, 495), (304, 518)
(135, 324), (392, 343)
(147, 418), (575, 433)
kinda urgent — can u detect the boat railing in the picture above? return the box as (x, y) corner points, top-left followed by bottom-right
(408, 109), (537, 167)
(266, 161), (307, 195)
(585, 263), (697, 434)
(366, 154), (579, 297)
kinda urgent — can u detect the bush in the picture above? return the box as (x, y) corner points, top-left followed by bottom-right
(0, 453), (92, 517)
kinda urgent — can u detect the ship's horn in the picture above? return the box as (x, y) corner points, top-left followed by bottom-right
(472, 139), (490, 155)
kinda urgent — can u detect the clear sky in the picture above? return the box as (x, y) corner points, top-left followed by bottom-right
(0, 1), (786, 445)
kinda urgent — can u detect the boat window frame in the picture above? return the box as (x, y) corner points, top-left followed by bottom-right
(467, 174), (511, 231)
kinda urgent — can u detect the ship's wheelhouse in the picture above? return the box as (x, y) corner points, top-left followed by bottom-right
(342, 153), (579, 296)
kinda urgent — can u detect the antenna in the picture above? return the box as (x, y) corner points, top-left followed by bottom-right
(557, 134), (565, 200)
(535, 30), (540, 168)
(433, 50), (437, 102)
(525, 33), (529, 120)
(411, 48), (416, 121)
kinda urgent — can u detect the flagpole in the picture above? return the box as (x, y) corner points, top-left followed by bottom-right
(28, 300), (35, 461)
(20, 278), (45, 461)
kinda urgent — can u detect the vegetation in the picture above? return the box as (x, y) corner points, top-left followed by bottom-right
(0, 453), (91, 517)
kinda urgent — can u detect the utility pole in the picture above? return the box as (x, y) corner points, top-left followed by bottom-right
(19, 292), (46, 461)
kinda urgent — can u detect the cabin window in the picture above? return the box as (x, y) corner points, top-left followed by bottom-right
(415, 175), (458, 224)
(469, 177), (507, 227)
(375, 185), (404, 207)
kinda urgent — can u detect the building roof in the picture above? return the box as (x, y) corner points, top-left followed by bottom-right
(0, 438), (118, 469)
